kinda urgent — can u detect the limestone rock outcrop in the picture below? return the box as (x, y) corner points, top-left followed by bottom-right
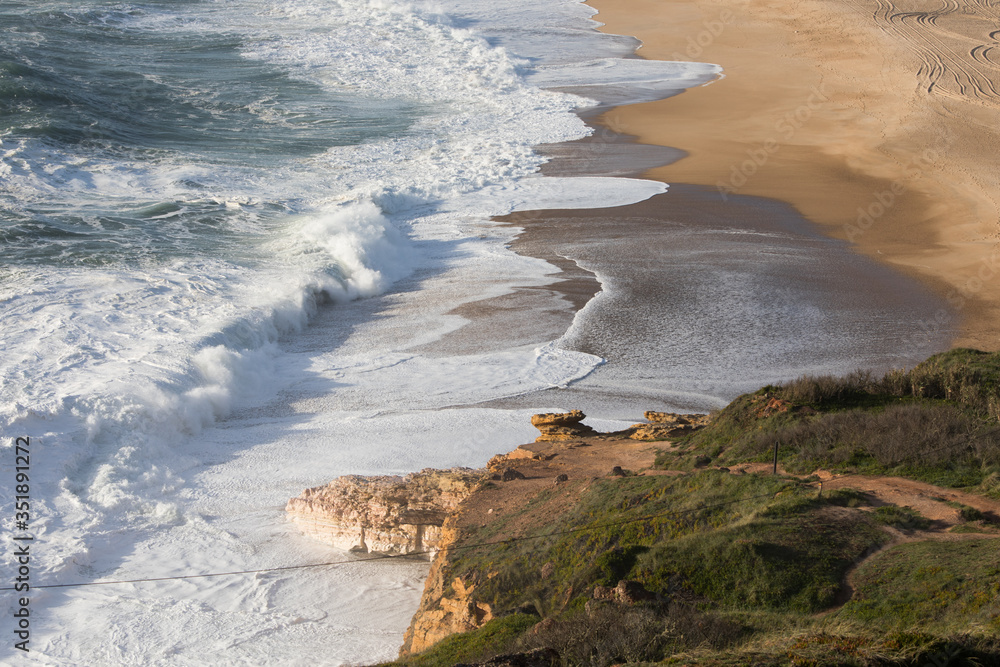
(592, 579), (658, 605)
(285, 468), (482, 558)
(487, 443), (558, 471)
(627, 412), (711, 441)
(401, 528), (495, 656)
(530, 410), (598, 442)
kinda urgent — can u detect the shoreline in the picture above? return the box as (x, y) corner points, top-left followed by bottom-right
(314, 344), (1000, 663)
(432, 0), (985, 415)
(587, 0), (1000, 350)
(485, 183), (952, 416)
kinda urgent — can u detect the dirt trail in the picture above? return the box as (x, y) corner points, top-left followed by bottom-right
(813, 471), (1000, 611)
(820, 472), (1000, 528)
(731, 462), (1000, 530)
(459, 428), (1000, 619)
(469, 434), (1000, 540)
(728, 465), (1000, 614)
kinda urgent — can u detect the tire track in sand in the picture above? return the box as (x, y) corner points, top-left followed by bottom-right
(864, 0), (1000, 105)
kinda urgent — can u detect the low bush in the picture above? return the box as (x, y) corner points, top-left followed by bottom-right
(871, 505), (931, 531)
(515, 603), (743, 665)
(667, 350), (1000, 490)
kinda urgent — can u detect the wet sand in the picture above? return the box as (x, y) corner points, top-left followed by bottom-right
(423, 0), (989, 414)
(588, 0), (1000, 350)
(431, 119), (952, 415)
(483, 183), (952, 417)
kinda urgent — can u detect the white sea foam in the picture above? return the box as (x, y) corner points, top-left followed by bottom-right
(0, 0), (717, 664)
(529, 58), (722, 105)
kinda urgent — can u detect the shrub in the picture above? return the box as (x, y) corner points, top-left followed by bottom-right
(516, 603), (743, 666)
(871, 505), (931, 531)
(777, 348), (1000, 419)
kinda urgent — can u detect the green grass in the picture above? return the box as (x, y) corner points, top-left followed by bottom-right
(632, 505), (886, 612)
(386, 613), (538, 667)
(943, 500), (987, 522)
(836, 541), (1000, 634)
(661, 349), (1000, 495)
(448, 472), (882, 617)
(870, 505), (932, 531)
(388, 476), (1000, 666)
(950, 523), (993, 534)
(383, 350), (1000, 667)
(397, 471), (898, 666)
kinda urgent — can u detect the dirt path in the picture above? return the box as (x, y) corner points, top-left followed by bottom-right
(727, 463), (1000, 530)
(468, 434), (1000, 540)
(813, 471), (1000, 612)
(457, 434), (680, 537)
(820, 472), (1000, 529)
(464, 428), (1000, 617)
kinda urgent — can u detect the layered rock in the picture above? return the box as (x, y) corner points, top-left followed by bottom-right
(643, 411), (707, 425)
(285, 468), (482, 558)
(627, 412), (711, 441)
(530, 410), (598, 442)
(402, 557), (494, 656)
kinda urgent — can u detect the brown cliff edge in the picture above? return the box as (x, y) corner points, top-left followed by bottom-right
(284, 410), (709, 657)
(285, 468), (484, 557)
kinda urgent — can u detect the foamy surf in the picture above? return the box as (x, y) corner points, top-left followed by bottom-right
(0, 0), (715, 663)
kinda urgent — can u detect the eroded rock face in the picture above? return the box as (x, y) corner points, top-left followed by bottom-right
(401, 528), (496, 656)
(628, 412), (711, 441)
(592, 579), (658, 605)
(530, 410), (598, 442)
(285, 468), (482, 558)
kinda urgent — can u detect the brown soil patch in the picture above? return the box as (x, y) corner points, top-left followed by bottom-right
(820, 473), (1000, 534)
(458, 439), (1000, 541)
(455, 435), (683, 538)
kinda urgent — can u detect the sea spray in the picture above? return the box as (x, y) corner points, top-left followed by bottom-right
(0, 0), (719, 663)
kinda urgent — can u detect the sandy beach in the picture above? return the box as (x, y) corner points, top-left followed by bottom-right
(588, 0), (1000, 350)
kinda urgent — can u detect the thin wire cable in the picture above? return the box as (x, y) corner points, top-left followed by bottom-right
(9, 423), (997, 593)
(1, 485), (804, 592)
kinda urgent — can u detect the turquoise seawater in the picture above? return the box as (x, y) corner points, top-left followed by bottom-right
(0, 1), (422, 267)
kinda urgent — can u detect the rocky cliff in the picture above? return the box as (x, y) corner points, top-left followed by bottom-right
(286, 409), (709, 659)
(399, 517), (495, 656)
(396, 410), (710, 659)
(285, 467), (483, 557)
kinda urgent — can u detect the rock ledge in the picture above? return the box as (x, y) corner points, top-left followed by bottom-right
(285, 468), (482, 558)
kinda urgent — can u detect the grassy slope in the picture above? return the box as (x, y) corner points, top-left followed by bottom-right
(665, 349), (1000, 495)
(387, 350), (1000, 666)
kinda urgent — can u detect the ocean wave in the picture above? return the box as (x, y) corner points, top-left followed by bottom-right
(0, 1), (720, 662)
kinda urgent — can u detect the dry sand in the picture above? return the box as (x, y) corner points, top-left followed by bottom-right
(589, 0), (1000, 350)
